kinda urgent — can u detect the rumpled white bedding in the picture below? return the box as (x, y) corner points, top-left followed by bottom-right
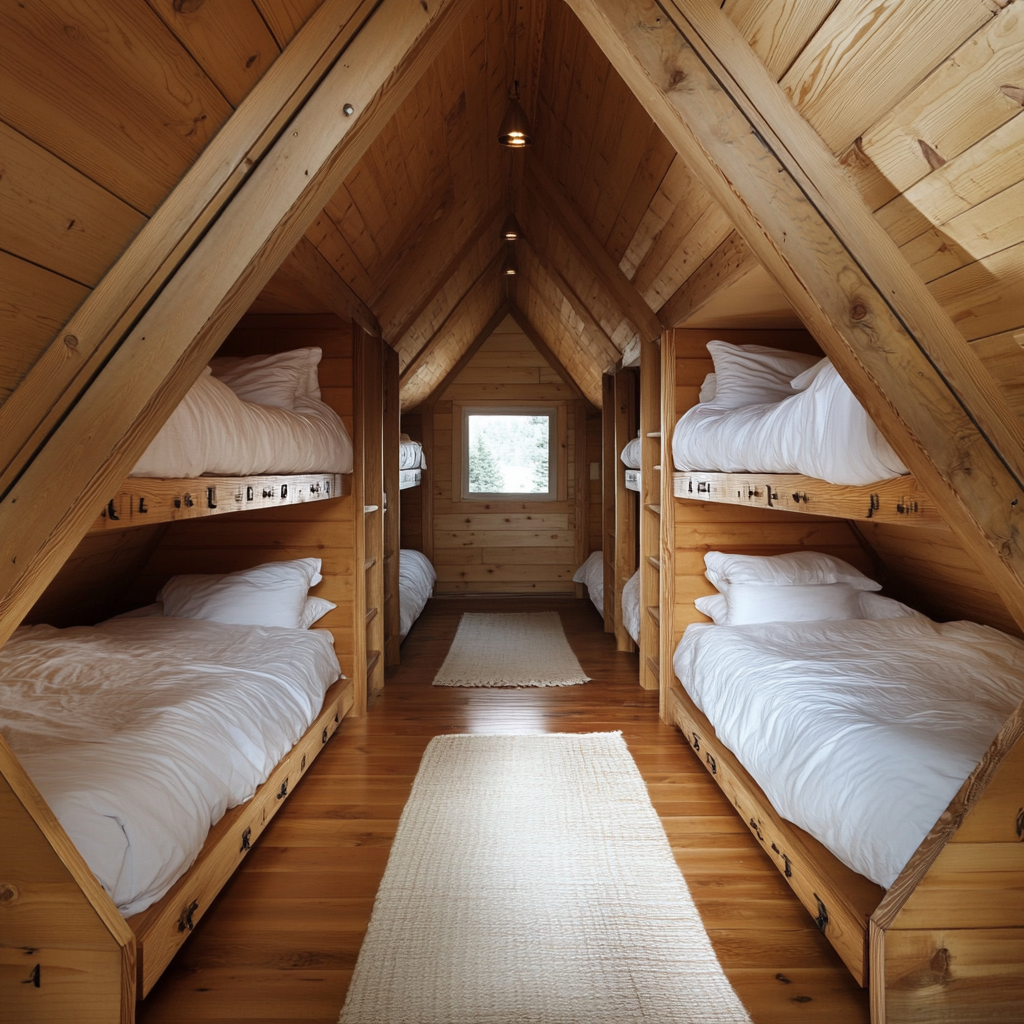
(399, 437), (426, 471)
(399, 549), (436, 638)
(672, 361), (907, 485)
(573, 551), (604, 614)
(0, 616), (340, 917)
(672, 616), (1024, 888)
(620, 436), (641, 470)
(622, 570), (641, 643)
(131, 370), (353, 477)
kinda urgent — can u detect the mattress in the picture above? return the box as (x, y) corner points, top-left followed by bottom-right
(399, 549), (436, 638)
(0, 616), (341, 916)
(620, 435), (641, 470)
(572, 551), (604, 614)
(672, 361), (907, 485)
(622, 569), (641, 644)
(399, 436), (426, 471)
(131, 369), (353, 478)
(672, 616), (1024, 888)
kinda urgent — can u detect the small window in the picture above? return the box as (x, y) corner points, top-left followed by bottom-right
(462, 406), (557, 500)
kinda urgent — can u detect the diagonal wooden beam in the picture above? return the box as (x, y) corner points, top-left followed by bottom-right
(421, 301), (512, 410)
(657, 229), (759, 328)
(283, 235), (382, 336)
(399, 250), (504, 386)
(0, 0), (472, 646)
(569, 0), (1024, 627)
(509, 305), (593, 407)
(525, 160), (664, 343)
(518, 236), (621, 370)
(382, 199), (505, 353)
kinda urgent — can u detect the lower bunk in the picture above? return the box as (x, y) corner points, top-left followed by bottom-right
(1, 567), (356, 1021)
(664, 554), (1024, 1021)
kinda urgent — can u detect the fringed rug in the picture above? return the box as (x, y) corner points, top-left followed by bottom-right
(431, 611), (590, 687)
(338, 733), (752, 1024)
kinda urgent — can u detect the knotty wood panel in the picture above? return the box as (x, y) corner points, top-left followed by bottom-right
(133, 315), (361, 681)
(430, 316), (584, 594)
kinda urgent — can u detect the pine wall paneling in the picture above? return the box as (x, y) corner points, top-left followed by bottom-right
(430, 317), (588, 595)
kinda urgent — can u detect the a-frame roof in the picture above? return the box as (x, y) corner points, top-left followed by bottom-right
(0, 0), (1022, 642)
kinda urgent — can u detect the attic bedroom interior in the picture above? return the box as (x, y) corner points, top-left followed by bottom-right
(1, 0), (1023, 1022)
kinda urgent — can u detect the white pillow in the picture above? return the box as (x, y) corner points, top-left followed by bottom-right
(858, 592), (928, 620)
(694, 594), (727, 624)
(789, 356), (831, 391)
(725, 582), (863, 625)
(105, 602), (164, 621)
(704, 550), (881, 593)
(301, 596), (336, 629)
(209, 347), (322, 409)
(158, 558), (323, 629)
(698, 372), (717, 404)
(705, 340), (820, 409)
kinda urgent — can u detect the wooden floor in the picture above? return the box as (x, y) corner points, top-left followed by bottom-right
(138, 596), (870, 1023)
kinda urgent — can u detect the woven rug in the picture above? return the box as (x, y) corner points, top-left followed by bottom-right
(431, 611), (590, 687)
(339, 733), (752, 1024)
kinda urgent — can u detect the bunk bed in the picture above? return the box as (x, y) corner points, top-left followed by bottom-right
(398, 549), (436, 639)
(398, 433), (427, 490)
(658, 328), (1024, 1021)
(612, 367), (639, 654)
(2, 336), (365, 1018)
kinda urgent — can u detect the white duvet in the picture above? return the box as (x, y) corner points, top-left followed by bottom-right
(131, 370), (353, 477)
(620, 435), (641, 470)
(673, 616), (1024, 888)
(573, 551), (604, 615)
(672, 361), (907, 485)
(399, 549), (436, 638)
(399, 438), (426, 471)
(622, 569), (641, 644)
(0, 617), (340, 916)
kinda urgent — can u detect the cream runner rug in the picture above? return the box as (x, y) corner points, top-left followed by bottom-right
(432, 611), (590, 687)
(339, 733), (752, 1024)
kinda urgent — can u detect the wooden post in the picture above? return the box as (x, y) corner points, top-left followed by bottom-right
(613, 368), (639, 652)
(601, 373), (617, 634)
(638, 335), (662, 691)
(382, 344), (401, 668)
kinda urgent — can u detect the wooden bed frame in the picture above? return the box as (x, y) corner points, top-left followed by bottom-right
(1, 675), (354, 1022)
(659, 327), (1024, 1022)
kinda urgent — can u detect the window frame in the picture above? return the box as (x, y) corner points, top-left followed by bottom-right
(457, 403), (563, 502)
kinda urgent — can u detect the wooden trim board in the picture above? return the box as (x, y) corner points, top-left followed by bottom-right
(673, 472), (944, 528)
(88, 474), (347, 533)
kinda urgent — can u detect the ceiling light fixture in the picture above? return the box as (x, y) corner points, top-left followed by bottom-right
(501, 214), (522, 241)
(498, 81), (533, 148)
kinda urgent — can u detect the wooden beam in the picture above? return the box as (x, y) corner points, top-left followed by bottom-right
(509, 306), (593, 407)
(657, 229), (759, 328)
(518, 237), (621, 370)
(399, 250), (503, 387)
(0, 0), (472, 647)
(524, 161), (665, 343)
(380, 199), (505, 350)
(423, 302), (512, 409)
(284, 235), (382, 336)
(568, 0), (1024, 628)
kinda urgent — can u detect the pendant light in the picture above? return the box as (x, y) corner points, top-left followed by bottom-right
(501, 214), (522, 241)
(498, 81), (533, 147)
(498, 9), (533, 148)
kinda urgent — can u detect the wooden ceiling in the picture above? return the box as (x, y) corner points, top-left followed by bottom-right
(1, 0), (1021, 414)
(246, 0), (1023, 410)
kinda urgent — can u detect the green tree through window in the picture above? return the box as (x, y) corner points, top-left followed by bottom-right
(469, 435), (503, 492)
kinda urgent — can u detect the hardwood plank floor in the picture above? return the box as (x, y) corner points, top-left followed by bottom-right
(137, 596), (869, 1023)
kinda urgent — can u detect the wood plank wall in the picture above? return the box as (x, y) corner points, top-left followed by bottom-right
(668, 329), (875, 651)
(132, 314), (359, 681)
(428, 315), (595, 595)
